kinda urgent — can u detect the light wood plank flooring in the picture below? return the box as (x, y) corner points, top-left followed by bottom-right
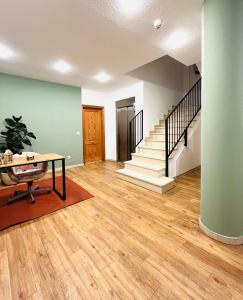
(0, 161), (243, 299)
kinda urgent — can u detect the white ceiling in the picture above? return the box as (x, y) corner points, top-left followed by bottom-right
(0, 0), (202, 91)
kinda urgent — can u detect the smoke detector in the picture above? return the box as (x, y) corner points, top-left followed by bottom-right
(153, 19), (162, 30)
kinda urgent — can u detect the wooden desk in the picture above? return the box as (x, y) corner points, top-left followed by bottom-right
(0, 153), (66, 201)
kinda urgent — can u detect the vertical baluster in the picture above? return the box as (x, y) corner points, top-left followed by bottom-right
(134, 118), (136, 151)
(178, 105), (180, 138)
(168, 116), (170, 154)
(176, 106), (178, 144)
(197, 82), (198, 111)
(172, 112), (174, 150)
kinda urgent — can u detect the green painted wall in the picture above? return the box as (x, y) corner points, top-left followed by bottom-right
(201, 0), (243, 237)
(0, 73), (83, 166)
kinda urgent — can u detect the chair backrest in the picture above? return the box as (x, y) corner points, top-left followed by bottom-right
(8, 153), (48, 183)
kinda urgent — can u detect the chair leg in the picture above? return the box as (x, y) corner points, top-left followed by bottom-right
(8, 182), (51, 205)
(30, 192), (35, 204)
(33, 188), (51, 195)
(8, 191), (30, 205)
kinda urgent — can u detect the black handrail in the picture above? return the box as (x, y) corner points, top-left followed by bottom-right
(165, 78), (201, 177)
(129, 110), (143, 154)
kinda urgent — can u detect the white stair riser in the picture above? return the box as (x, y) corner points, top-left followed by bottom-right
(138, 147), (165, 156)
(145, 140), (165, 148)
(117, 173), (175, 194)
(154, 127), (165, 133)
(125, 163), (164, 178)
(132, 155), (165, 167)
(149, 134), (165, 141)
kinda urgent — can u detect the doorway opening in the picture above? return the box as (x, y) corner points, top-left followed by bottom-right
(82, 105), (105, 163)
(116, 97), (135, 162)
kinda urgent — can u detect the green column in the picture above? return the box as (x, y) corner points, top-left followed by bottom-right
(200, 0), (243, 243)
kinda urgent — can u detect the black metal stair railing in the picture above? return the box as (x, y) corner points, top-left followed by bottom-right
(165, 78), (201, 177)
(129, 110), (143, 154)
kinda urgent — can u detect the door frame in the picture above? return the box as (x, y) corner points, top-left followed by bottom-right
(116, 97), (135, 162)
(82, 105), (105, 163)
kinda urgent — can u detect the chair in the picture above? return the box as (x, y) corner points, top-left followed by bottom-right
(7, 155), (50, 204)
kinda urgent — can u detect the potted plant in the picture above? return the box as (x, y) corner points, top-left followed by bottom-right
(0, 116), (36, 185)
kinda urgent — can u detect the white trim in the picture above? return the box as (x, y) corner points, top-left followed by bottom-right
(47, 163), (84, 173)
(199, 217), (243, 245)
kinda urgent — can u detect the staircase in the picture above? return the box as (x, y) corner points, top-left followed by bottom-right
(117, 78), (201, 194)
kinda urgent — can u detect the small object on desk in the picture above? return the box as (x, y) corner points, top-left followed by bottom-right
(26, 154), (35, 161)
(4, 149), (13, 164)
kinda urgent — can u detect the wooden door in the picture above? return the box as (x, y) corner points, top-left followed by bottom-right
(83, 105), (105, 163)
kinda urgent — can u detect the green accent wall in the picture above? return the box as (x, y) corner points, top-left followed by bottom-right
(201, 0), (243, 237)
(0, 73), (83, 166)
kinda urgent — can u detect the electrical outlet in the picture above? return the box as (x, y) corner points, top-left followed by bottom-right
(67, 155), (71, 160)
(76, 131), (80, 136)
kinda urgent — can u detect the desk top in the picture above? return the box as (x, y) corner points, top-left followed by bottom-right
(0, 153), (64, 169)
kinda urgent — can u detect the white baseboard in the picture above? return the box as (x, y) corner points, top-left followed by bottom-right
(47, 163), (84, 173)
(199, 217), (243, 245)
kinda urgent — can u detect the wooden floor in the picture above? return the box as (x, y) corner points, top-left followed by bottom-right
(1, 161), (243, 300)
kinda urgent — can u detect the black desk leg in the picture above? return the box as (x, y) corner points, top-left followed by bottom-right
(62, 158), (66, 200)
(51, 159), (66, 201)
(52, 160), (56, 191)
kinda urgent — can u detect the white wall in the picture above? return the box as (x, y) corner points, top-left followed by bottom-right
(82, 80), (185, 161)
(82, 82), (144, 161)
(143, 81), (182, 137)
(169, 115), (201, 177)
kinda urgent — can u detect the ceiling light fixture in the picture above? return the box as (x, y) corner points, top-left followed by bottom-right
(0, 43), (15, 60)
(153, 19), (162, 30)
(165, 30), (191, 50)
(53, 60), (71, 73)
(117, 0), (146, 17)
(94, 72), (111, 83)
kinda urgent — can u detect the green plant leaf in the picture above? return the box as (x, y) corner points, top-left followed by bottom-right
(2, 116), (36, 154)
(22, 138), (32, 146)
(17, 122), (27, 129)
(27, 132), (36, 139)
(5, 118), (16, 127)
(13, 116), (22, 122)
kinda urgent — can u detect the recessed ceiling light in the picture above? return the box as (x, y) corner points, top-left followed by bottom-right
(53, 60), (71, 73)
(0, 43), (15, 60)
(153, 19), (162, 30)
(94, 72), (111, 83)
(117, 0), (146, 17)
(165, 30), (191, 50)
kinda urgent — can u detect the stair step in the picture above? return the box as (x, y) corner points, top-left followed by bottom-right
(138, 145), (177, 153)
(131, 152), (166, 167)
(125, 160), (164, 171)
(124, 160), (165, 177)
(138, 145), (166, 156)
(116, 169), (175, 194)
(148, 133), (165, 141)
(145, 138), (181, 148)
(132, 152), (165, 160)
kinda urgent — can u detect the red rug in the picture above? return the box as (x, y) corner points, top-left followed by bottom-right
(0, 177), (93, 231)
